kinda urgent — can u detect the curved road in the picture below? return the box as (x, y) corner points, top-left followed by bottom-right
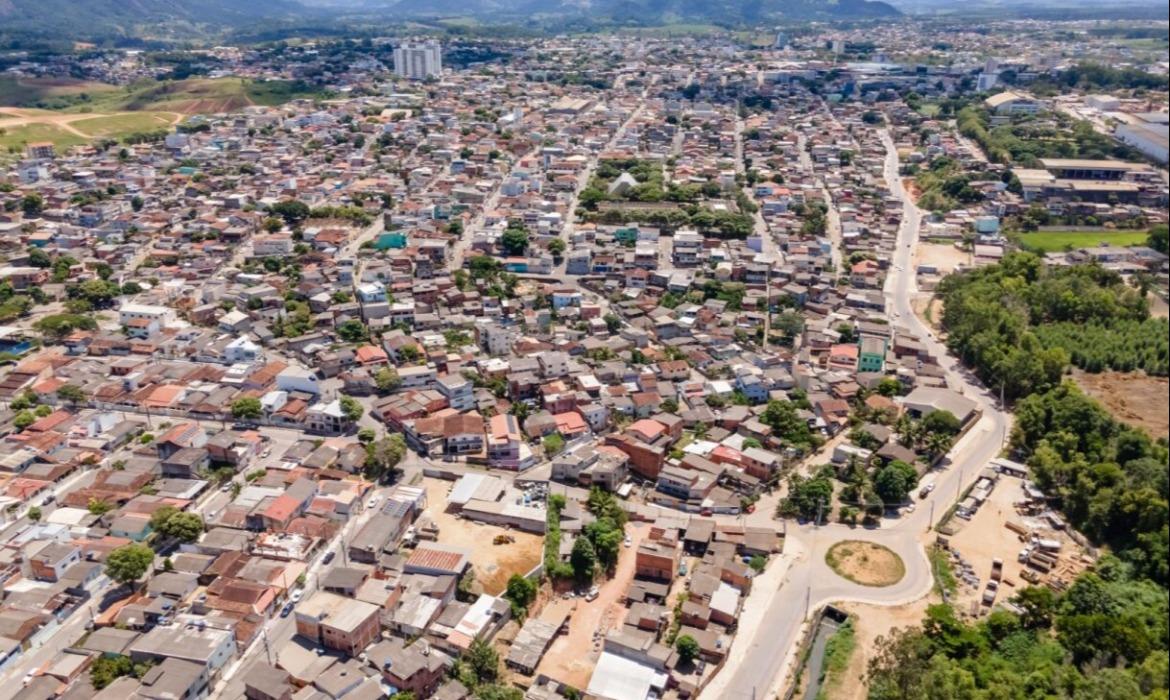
(702, 127), (1011, 700)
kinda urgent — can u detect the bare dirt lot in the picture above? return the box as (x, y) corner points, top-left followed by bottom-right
(911, 295), (944, 333)
(944, 473), (1089, 617)
(1072, 369), (1170, 439)
(420, 477), (543, 596)
(913, 242), (969, 275)
(537, 522), (648, 690)
(833, 598), (933, 700)
(825, 541), (905, 587)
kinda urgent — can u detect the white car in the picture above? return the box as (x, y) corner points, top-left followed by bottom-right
(623, 535), (632, 548)
(290, 589), (303, 603)
(367, 496), (380, 509)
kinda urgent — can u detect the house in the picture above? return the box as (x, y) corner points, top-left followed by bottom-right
(634, 541), (679, 581)
(366, 638), (450, 697)
(294, 591), (382, 657)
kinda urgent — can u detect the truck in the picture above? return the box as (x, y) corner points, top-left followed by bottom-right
(1035, 538), (1063, 552)
(990, 558), (1004, 582)
(982, 580), (999, 605)
(918, 478), (936, 499)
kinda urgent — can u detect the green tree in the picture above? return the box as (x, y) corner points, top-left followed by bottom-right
(336, 319), (368, 343)
(873, 460), (919, 506)
(56, 384), (87, 405)
(339, 395), (364, 423)
(28, 506), (41, 522)
(357, 427), (376, 444)
(504, 574), (537, 619)
(675, 634), (700, 664)
(374, 367), (401, 393)
(500, 226), (529, 256)
(465, 638), (500, 684)
(547, 238), (566, 257)
(542, 432), (565, 456)
(22, 193), (44, 216)
(231, 397), (264, 421)
(365, 433), (407, 481)
(13, 410), (35, 431)
(105, 543), (155, 586)
(570, 535), (597, 582)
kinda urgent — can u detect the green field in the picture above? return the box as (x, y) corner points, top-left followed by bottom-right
(70, 112), (175, 139)
(0, 123), (88, 153)
(0, 76), (121, 109)
(1016, 229), (1150, 253)
(2, 76), (323, 114)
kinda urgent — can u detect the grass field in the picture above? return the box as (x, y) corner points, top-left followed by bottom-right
(0, 76), (120, 109)
(1, 76), (322, 114)
(1016, 229), (1150, 253)
(0, 123), (88, 153)
(70, 112), (176, 139)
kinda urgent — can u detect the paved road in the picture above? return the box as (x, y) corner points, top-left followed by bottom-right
(703, 127), (1012, 700)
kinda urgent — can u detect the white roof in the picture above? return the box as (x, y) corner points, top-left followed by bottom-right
(587, 651), (666, 700)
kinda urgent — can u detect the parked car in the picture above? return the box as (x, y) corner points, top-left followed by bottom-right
(322, 550), (336, 565)
(280, 603), (294, 618)
(290, 589), (303, 603)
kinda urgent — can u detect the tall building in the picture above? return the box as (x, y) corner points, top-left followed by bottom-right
(394, 41), (442, 80)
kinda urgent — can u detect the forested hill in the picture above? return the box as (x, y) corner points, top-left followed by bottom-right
(865, 249), (1170, 700)
(938, 250), (1169, 399)
(0, 0), (306, 40)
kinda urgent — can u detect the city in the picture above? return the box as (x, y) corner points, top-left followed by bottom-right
(0, 7), (1166, 700)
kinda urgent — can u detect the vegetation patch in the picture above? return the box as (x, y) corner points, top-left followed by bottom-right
(825, 541), (905, 587)
(1013, 228), (1150, 253)
(815, 618), (856, 700)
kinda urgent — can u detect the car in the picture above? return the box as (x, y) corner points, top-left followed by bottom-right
(261, 448), (272, 458)
(585, 586), (600, 602)
(367, 496), (380, 509)
(322, 550), (336, 565)
(290, 590), (303, 603)
(221, 483), (233, 492)
(280, 603), (294, 618)
(623, 535), (632, 548)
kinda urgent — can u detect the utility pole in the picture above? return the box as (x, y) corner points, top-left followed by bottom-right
(261, 627), (273, 666)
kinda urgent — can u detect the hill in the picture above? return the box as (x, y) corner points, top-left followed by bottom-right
(0, 0), (307, 39)
(380, 0), (900, 22)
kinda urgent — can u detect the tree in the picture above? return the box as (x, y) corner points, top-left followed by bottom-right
(88, 497), (113, 515)
(548, 238), (566, 257)
(269, 200), (311, 226)
(22, 193), (44, 216)
(357, 427), (376, 444)
(105, 543), (155, 586)
(28, 506), (41, 522)
(13, 410), (35, 431)
(336, 319), (368, 343)
(504, 574), (537, 619)
(676, 634), (700, 664)
(365, 434), (407, 481)
(1014, 586), (1056, 630)
(922, 410), (961, 436)
(339, 395), (364, 423)
(56, 384), (87, 405)
(156, 511), (203, 542)
(465, 638), (500, 684)
(570, 535), (597, 582)
(475, 686), (523, 700)
(231, 397), (263, 421)
(542, 432), (565, 456)
(374, 367), (401, 393)
(873, 460), (919, 506)
(603, 313), (621, 334)
(500, 226), (529, 256)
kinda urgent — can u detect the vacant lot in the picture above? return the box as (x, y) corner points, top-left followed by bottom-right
(0, 76), (119, 109)
(537, 522), (648, 690)
(420, 477), (542, 596)
(1073, 369), (1169, 438)
(1016, 229), (1149, 253)
(825, 541), (905, 587)
(0, 122), (88, 152)
(914, 242), (969, 275)
(71, 112), (177, 139)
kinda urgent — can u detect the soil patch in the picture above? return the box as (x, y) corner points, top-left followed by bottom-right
(825, 541), (905, 587)
(1072, 369), (1169, 439)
